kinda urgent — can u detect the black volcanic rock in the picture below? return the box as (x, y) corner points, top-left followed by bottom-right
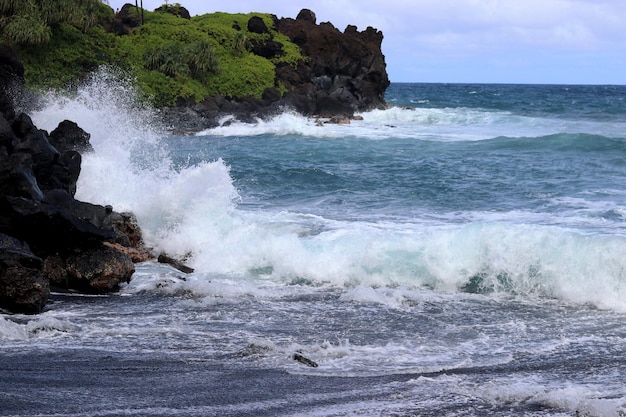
(248, 16), (269, 34)
(154, 4), (191, 19)
(172, 9), (390, 132)
(296, 9), (316, 24)
(49, 120), (94, 154)
(250, 39), (284, 59)
(112, 3), (142, 35)
(44, 244), (134, 293)
(0, 233), (48, 314)
(0, 44), (141, 313)
(276, 11), (389, 116)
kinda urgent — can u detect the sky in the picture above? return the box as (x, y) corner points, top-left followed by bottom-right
(106, 0), (626, 85)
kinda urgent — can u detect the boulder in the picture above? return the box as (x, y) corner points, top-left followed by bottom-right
(296, 9), (316, 24)
(49, 120), (94, 154)
(44, 244), (134, 293)
(1, 190), (117, 258)
(154, 4), (191, 19)
(248, 16), (269, 34)
(112, 3), (142, 35)
(250, 40), (284, 59)
(0, 233), (49, 314)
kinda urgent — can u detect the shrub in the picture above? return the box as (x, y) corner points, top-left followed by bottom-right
(8, 5), (305, 106)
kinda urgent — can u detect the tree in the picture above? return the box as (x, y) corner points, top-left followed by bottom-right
(134, 0), (144, 25)
(144, 39), (220, 79)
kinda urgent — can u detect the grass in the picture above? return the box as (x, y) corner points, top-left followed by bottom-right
(6, 4), (304, 106)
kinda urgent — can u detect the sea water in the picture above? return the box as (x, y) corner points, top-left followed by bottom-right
(1, 71), (626, 416)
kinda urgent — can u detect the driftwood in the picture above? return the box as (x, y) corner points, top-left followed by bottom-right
(157, 253), (194, 274)
(293, 353), (318, 367)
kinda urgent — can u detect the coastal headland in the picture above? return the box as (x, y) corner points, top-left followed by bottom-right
(0, 2), (390, 313)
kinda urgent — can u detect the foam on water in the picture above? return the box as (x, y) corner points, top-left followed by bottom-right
(475, 379), (626, 417)
(197, 104), (626, 142)
(0, 315), (79, 342)
(29, 73), (626, 313)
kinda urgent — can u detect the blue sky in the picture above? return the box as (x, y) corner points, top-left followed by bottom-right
(107, 0), (626, 85)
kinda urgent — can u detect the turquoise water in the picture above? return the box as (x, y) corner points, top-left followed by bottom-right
(2, 79), (625, 416)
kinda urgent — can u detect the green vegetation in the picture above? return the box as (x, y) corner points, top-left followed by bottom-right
(0, 0), (104, 45)
(0, 2), (304, 106)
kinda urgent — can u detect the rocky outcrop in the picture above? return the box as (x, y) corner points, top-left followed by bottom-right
(49, 120), (94, 154)
(0, 233), (48, 314)
(163, 9), (389, 133)
(154, 4), (191, 20)
(111, 3), (143, 36)
(276, 9), (389, 116)
(0, 45), (143, 314)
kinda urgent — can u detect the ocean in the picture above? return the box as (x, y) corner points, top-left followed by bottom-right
(2, 72), (626, 416)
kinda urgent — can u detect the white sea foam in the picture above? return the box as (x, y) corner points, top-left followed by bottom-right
(0, 316), (28, 340)
(196, 104), (626, 142)
(196, 106), (526, 141)
(0, 315), (78, 341)
(28, 71), (626, 313)
(475, 379), (626, 417)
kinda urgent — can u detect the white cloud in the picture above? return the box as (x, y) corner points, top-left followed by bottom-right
(105, 0), (626, 83)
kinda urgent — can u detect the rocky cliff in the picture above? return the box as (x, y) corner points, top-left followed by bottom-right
(0, 45), (148, 314)
(162, 9), (390, 131)
(0, 8), (389, 312)
(276, 9), (389, 116)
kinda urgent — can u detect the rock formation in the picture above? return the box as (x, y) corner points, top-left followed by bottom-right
(163, 8), (390, 132)
(0, 45), (144, 314)
(276, 9), (389, 116)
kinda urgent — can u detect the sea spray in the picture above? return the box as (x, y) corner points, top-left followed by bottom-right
(5, 82), (626, 416)
(29, 67), (240, 258)
(29, 75), (626, 312)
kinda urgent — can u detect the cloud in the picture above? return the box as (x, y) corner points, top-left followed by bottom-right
(106, 0), (626, 83)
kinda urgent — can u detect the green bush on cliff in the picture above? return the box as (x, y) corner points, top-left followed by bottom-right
(0, 2), (304, 106)
(0, 0), (106, 45)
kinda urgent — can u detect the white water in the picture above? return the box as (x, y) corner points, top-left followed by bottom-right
(197, 105), (626, 141)
(2, 76), (624, 417)
(27, 70), (626, 315)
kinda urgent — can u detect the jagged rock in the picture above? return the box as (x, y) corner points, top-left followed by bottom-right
(261, 87), (282, 103)
(154, 4), (191, 19)
(0, 190), (117, 258)
(248, 16), (269, 34)
(0, 117), (45, 201)
(164, 8), (389, 132)
(44, 244), (134, 293)
(0, 233), (49, 314)
(103, 242), (153, 263)
(0, 46), (149, 312)
(326, 116), (351, 125)
(276, 11), (389, 116)
(49, 120), (94, 154)
(105, 211), (154, 262)
(250, 39), (284, 59)
(109, 211), (143, 247)
(296, 9), (316, 24)
(0, 112), (82, 199)
(112, 4), (142, 35)
(293, 353), (318, 367)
